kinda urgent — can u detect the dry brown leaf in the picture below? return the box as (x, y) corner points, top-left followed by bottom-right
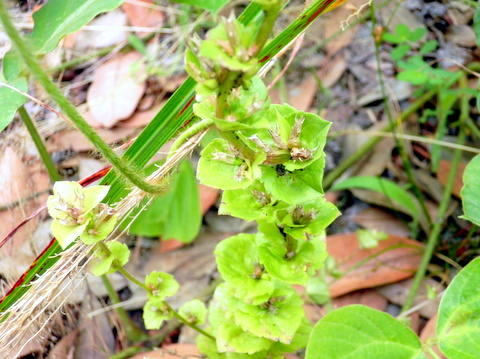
(327, 233), (423, 297)
(87, 52), (147, 128)
(129, 344), (200, 359)
(118, 102), (164, 129)
(437, 160), (467, 199)
(304, 288), (388, 324)
(322, 0), (367, 56)
(47, 330), (78, 359)
(122, 0), (165, 37)
(352, 207), (411, 237)
(316, 53), (347, 88)
(74, 9), (128, 51)
(0, 148), (50, 279)
(269, 75), (317, 112)
(46, 127), (139, 153)
(420, 313), (446, 359)
(376, 277), (442, 319)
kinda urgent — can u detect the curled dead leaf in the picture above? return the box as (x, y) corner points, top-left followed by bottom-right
(327, 232), (423, 297)
(87, 52), (147, 128)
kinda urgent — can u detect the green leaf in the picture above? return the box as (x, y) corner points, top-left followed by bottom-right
(30, 0), (124, 55)
(233, 283), (304, 344)
(306, 276), (330, 305)
(168, 0), (230, 14)
(51, 220), (88, 249)
(437, 257), (480, 359)
(145, 271), (180, 300)
(0, 77), (28, 132)
(409, 27), (427, 42)
(382, 32), (403, 44)
(179, 299), (207, 326)
(331, 176), (419, 217)
(261, 165), (323, 205)
(216, 321), (274, 354)
(89, 241), (130, 276)
(219, 183), (289, 222)
(391, 43), (410, 61)
(197, 335), (227, 359)
(122, 161), (201, 242)
(357, 229), (388, 249)
(419, 40), (438, 54)
(2, 48), (24, 81)
(215, 234), (275, 304)
(398, 70), (429, 85)
(198, 139), (259, 189)
(305, 305), (426, 359)
(269, 317), (312, 354)
(395, 24), (411, 40)
(257, 228), (325, 285)
(461, 154), (480, 226)
(143, 298), (172, 330)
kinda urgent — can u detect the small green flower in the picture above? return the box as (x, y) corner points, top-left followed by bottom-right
(47, 181), (114, 249)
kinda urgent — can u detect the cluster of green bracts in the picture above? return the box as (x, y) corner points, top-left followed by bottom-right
(186, 3), (340, 357)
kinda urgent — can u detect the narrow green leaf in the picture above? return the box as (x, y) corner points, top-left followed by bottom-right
(0, 77), (27, 132)
(30, 0), (123, 55)
(331, 176), (419, 217)
(305, 305), (426, 359)
(437, 257), (480, 359)
(461, 154), (480, 226)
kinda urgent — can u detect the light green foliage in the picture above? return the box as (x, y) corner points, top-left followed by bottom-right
(331, 176), (419, 217)
(143, 298), (173, 330)
(357, 229), (388, 249)
(122, 160), (201, 243)
(47, 181), (117, 248)
(215, 234), (275, 304)
(179, 299), (207, 326)
(305, 305), (426, 359)
(461, 154), (480, 226)
(0, 77), (27, 132)
(30, 0), (123, 55)
(188, 3), (339, 355)
(89, 242), (130, 276)
(383, 24), (459, 88)
(145, 271), (180, 301)
(437, 257), (480, 358)
(142, 271), (180, 330)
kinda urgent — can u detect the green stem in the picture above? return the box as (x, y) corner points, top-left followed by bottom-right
(465, 116), (480, 142)
(0, 1), (165, 194)
(401, 76), (468, 312)
(168, 118), (213, 158)
(164, 301), (215, 340)
(100, 274), (149, 343)
(108, 346), (142, 359)
(370, 3), (432, 232)
(96, 241), (215, 340)
(425, 346), (442, 359)
(323, 89), (437, 189)
(252, 0), (282, 57)
(18, 106), (61, 182)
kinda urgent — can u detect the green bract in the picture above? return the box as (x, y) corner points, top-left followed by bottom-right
(215, 234), (275, 304)
(143, 298), (172, 330)
(89, 241), (130, 276)
(145, 271), (180, 300)
(179, 299), (207, 326)
(47, 181), (116, 248)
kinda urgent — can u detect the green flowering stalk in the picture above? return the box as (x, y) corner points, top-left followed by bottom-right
(180, 1), (341, 357)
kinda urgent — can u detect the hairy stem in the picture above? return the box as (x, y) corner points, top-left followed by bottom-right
(168, 118), (213, 158)
(401, 75), (468, 312)
(100, 274), (149, 343)
(0, 0), (165, 194)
